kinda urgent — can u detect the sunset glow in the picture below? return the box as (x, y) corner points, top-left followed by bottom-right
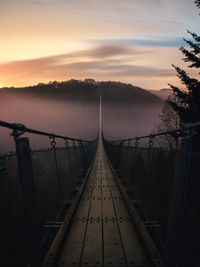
(0, 0), (199, 89)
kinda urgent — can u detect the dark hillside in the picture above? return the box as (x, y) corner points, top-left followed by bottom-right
(100, 81), (162, 105)
(0, 79), (162, 105)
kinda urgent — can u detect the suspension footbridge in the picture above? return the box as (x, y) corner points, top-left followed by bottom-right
(0, 102), (200, 267)
(43, 134), (163, 267)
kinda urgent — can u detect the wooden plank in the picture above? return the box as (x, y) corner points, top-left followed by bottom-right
(112, 195), (130, 219)
(102, 197), (116, 219)
(58, 220), (87, 267)
(102, 180), (115, 219)
(118, 220), (148, 266)
(103, 220), (126, 267)
(89, 198), (102, 218)
(75, 199), (91, 218)
(74, 175), (97, 219)
(81, 220), (103, 267)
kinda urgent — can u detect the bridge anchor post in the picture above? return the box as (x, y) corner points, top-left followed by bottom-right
(165, 130), (193, 267)
(15, 136), (41, 267)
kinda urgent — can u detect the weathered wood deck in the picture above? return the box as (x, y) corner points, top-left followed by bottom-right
(46, 136), (162, 267)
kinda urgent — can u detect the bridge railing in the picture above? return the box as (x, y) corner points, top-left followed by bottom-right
(0, 120), (97, 267)
(103, 122), (200, 267)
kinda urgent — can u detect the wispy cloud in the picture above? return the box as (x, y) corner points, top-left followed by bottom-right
(89, 37), (189, 48)
(66, 45), (142, 59)
(0, 45), (174, 85)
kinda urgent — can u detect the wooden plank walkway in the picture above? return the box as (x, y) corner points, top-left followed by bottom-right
(43, 99), (163, 267)
(55, 137), (152, 267)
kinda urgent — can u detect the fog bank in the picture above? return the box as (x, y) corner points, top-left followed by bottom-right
(0, 93), (162, 153)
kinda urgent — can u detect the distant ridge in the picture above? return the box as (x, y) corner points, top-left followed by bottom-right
(148, 88), (172, 100)
(0, 79), (162, 105)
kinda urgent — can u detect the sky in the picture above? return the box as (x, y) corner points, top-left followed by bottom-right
(0, 0), (199, 89)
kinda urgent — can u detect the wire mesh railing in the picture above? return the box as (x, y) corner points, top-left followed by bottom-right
(0, 120), (97, 267)
(103, 122), (200, 267)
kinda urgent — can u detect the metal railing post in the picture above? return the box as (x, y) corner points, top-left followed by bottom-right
(73, 140), (81, 184)
(117, 141), (123, 175)
(15, 136), (41, 267)
(128, 137), (139, 188)
(50, 135), (63, 201)
(64, 138), (73, 195)
(165, 131), (193, 267)
(147, 135), (154, 168)
(80, 141), (86, 176)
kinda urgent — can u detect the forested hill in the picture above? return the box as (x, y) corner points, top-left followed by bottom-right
(0, 79), (162, 105)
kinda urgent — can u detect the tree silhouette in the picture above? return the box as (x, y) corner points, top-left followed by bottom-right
(167, 0), (200, 123)
(154, 95), (180, 150)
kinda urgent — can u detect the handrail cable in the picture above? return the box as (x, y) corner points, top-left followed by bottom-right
(109, 121), (200, 143)
(0, 120), (94, 143)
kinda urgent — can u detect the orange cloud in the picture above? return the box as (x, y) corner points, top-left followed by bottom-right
(1, 44), (198, 89)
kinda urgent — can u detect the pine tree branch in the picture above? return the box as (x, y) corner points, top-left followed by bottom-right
(168, 83), (188, 102)
(172, 65), (200, 91)
(180, 47), (200, 68)
(195, 0), (200, 9)
(183, 38), (200, 55)
(187, 30), (200, 42)
(166, 99), (188, 122)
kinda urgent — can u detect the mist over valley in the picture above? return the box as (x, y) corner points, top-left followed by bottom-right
(0, 80), (163, 152)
